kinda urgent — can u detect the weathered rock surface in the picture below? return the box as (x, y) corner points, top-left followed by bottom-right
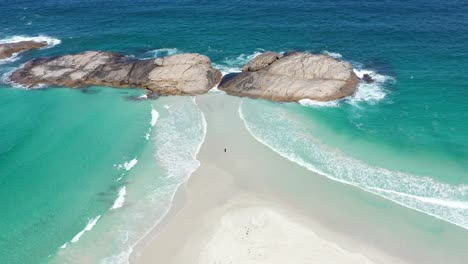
(242, 52), (282, 72)
(219, 52), (360, 102)
(0, 41), (48, 59)
(10, 51), (222, 95)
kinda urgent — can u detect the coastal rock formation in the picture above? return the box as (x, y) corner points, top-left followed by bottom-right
(10, 51), (222, 95)
(362, 73), (374, 83)
(242, 52), (282, 72)
(0, 41), (48, 59)
(219, 52), (360, 102)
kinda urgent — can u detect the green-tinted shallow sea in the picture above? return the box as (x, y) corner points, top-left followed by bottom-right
(1, 0), (467, 263)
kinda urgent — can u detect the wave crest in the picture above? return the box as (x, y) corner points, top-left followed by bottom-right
(111, 187), (127, 210)
(69, 215), (102, 244)
(239, 99), (468, 230)
(147, 48), (178, 58)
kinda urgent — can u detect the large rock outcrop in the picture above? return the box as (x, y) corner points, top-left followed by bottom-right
(0, 41), (48, 60)
(219, 52), (360, 102)
(10, 51), (222, 95)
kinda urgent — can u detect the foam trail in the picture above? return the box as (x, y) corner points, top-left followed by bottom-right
(239, 99), (468, 230)
(111, 186), (127, 210)
(105, 97), (208, 264)
(70, 215), (101, 243)
(58, 98), (208, 263)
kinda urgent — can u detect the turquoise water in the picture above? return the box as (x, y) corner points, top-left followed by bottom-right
(1, 0), (468, 263)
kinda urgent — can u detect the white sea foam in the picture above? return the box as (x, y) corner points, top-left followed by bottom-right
(321, 50), (342, 59)
(123, 159), (138, 171)
(0, 54), (21, 65)
(163, 105), (170, 109)
(0, 35), (61, 69)
(70, 215), (101, 243)
(299, 67), (394, 108)
(348, 68), (395, 106)
(101, 98), (208, 264)
(213, 50), (264, 75)
(150, 108), (159, 127)
(239, 100), (468, 230)
(147, 48), (178, 58)
(116, 173), (124, 182)
(0, 35), (61, 47)
(115, 158), (138, 172)
(111, 186), (127, 210)
(298, 99), (340, 108)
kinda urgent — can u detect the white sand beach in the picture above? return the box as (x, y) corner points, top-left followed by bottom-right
(128, 93), (412, 264)
(198, 206), (377, 264)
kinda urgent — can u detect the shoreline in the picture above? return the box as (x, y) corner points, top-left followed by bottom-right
(130, 93), (468, 264)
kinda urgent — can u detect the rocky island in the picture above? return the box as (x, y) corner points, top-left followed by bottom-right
(10, 51), (222, 95)
(0, 41), (48, 60)
(218, 51), (360, 102)
(9, 50), (363, 101)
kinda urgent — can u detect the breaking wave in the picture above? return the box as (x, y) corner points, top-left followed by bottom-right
(298, 99), (340, 108)
(321, 50), (342, 59)
(60, 215), (102, 249)
(114, 158), (138, 181)
(212, 49), (264, 75)
(349, 67), (395, 106)
(298, 51), (395, 108)
(150, 108), (159, 127)
(0, 35), (61, 64)
(147, 48), (179, 58)
(239, 99), (468, 230)
(0, 35), (61, 47)
(111, 186), (127, 210)
(115, 158), (138, 171)
(98, 97), (207, 264)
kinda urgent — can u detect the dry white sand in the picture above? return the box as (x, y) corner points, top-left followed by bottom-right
(199, 206), (376, 264)
(130, 93), (410, 264)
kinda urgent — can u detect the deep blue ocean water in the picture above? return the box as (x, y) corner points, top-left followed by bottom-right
(1, 0), (468, 263)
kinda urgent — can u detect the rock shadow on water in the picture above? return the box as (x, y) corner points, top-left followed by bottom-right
(79, 88), (101, 95)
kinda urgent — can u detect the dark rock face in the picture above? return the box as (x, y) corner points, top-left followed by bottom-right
(219, 52), (360, 102)
(362, 73), (375, 83)
(0, 41), (48, 59)
(10, 51), (222, 95)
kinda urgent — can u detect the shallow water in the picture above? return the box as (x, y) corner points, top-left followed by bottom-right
(1, 0), (467, 263)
